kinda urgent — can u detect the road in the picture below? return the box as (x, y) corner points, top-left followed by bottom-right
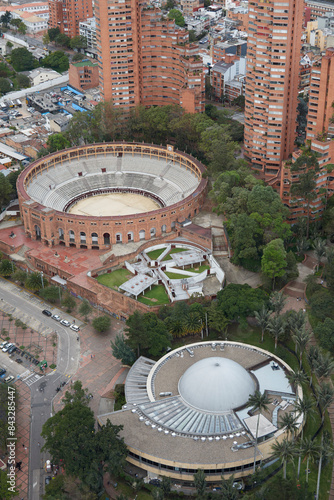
(0, 279), (81, 500)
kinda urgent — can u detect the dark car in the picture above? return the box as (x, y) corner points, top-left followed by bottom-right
(8, 346), (16, 354)
(45, 476), (52, 485)
(149, 479), (161, 486)
(42, 310), (52, 317)
(15, 358), (23, 364)
(0, 368), (6, 376)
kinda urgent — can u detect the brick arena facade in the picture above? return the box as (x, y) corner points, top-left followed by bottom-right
(17, 143), (207, 250)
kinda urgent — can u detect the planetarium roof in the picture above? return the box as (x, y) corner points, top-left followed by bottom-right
(178, 357), (256, 412)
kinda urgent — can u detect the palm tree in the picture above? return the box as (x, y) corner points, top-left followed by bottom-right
(296, 237), (309, 258)
(316, 433), (334, 500)
(294, 395), (316, 479)
(301, 437), (319, 484)
(316, 381), (334, 423)
(247, 390), (271, 472)
(279, 412), (298, 440)
(292, 327), (310, 368)
(271, 438), (298, 479)
(313, 238), (326, 271)
(287, 369), (308, 395)
(254, 305), (272, 343)
(184, 311), (202, 336)
(314, 351), (334, 381)
(269, 291), (286, 317)
(307, 345), (321, 387)
(267, 315), (285, 349)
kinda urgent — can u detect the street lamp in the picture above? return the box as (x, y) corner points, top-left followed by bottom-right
(41, 271), (44, 289)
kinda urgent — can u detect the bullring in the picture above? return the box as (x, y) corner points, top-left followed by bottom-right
(17, 143), (207, 249)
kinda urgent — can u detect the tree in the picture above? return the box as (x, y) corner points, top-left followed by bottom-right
(93, 419), (127, 483)
(0, 259), (14, 277)
(261, 238), (287, 289)
(254, 305), (271, 343)
(301, 437), (319, 485)
(12, 269), (27, 285)
(292, 327), (310, 368)
(39, 285), (61, 303)
(167, 9), (185, 27)
(62, 293), (76, 313)
(0, 172), (13, 210)
(207, 301), (229, 338)
(1, 11), (12, 27)
(46, 133), (70, 152)
(290, 160), (319, 239)
(247, 390), (270, 472)
(220, 475), (239, 500)
(217, 284), (268, 321)
(313, 238), (326, 271)
(16, 73), (30, 88)
(79, 299), (92, 321)
(287, 369), (308, 394)
(271, 439), (297, 479)
(18, 22), (27, 34)
(55, 33), (70, 48)
(126, 311), (171, 358)
(10, 47), (36, 71)
(42, 50), (69, 72)
(267, 315), (285, 349)
(269, 291), (286, 317)
(72, 52), (86, 62)
(48, 27), (60, 41)
(315, 318), (334, 352)
(0, 470), (18, 499)
(314, 351), (334, 380)
(111, 333), (136, 365)
(316, 381), (334, 423)
(25, 271), (47, 292)
(92, 315), (111, 333)
(69, 35), (87, 51)
(309, 289), (334, 321)
(294, 395), (315, 480)
(279, 413), (298, 440)
(43, 32), (50, 46)
(194, 469), (206, 497)
(0, 77), (11, 95)
(161, 476), (171, 496)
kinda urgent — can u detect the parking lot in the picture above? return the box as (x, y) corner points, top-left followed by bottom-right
(0, 348), (29, 382)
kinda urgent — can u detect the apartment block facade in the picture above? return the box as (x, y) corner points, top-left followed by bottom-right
(279, 48), (334, 223)
(95, 1), (204, 112)
(48, 0), (93, 38)
(244, 0), (304, 180)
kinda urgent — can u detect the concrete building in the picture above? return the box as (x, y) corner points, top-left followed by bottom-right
(48, 0), (93, 38)
(181, 0), (204, 17)
(244, 0), (304, 180)
(306, 0), (334, 21)
(211, 57), (246, 101)
(45, 113), (71, 133)
(95, 3), (204, 113)
(98, 341), (302, 484)
(79, 17), (97, 57)
(211, 38), (247, 65)
(29, 68), (61, 86)
(227, 7), (248, 32)
(69, 60), (99, 90)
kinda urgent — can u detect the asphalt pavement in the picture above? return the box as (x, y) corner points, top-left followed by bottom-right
(0, 279), (81, 499)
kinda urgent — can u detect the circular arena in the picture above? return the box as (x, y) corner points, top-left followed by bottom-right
(17, 143), (207, 249)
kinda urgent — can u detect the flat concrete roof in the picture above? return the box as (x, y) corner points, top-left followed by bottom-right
(119, 273), (157, 297)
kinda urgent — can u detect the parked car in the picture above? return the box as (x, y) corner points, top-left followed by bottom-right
(45, 476), (52, 485)
(15, 358), (23, 364)
(70, 324), (79, 332)
(60, 320), (70, 327)
(0, 368), (6, 376)
(51, 314), (61, 321)
(42, 310), (52, 317)
(45, 460), (52, 472)
(4, 375), (15, 384)
(0, 341), (8, 349)
(8, 346), (17, 354)
(2, 343), (14, 352)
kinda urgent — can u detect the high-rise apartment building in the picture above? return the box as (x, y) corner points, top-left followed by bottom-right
(95, 1), (204, 112)
(279, 47), (334, 223)
(244, 0), (304, 179)
(48, 0), (93, 38)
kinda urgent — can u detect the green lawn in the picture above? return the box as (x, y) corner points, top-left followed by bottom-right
(137, 285), (170, 306)
(162, 247), (189, 261)
(146, 248), (165, 260)
(189, 264), (210, 274)
(97, 268), (131, 289)
(165, 271), (191, 279)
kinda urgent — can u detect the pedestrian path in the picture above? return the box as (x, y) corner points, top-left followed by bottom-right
(24, 373), (42, 387)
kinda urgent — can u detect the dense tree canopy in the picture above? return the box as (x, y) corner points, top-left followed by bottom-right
(10, 47), (36, 72)
(168, 9), (185, 26)
(42, 50), (69, 72)
(0, 172), (13, 210)
(125, 310), (171, 357)
(217, 284), (268, 320)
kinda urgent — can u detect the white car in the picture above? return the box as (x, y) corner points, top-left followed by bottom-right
(60, 319), (70, 327)
(2, 343), (14, 352)
(51, 314), (61, 321)
(0, 341), (8, 349)
(70, 324), (80, 332)
(4, 375), (15, 384)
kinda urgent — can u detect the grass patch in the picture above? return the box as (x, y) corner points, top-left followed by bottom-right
(165, 271), (191, 279)
(146, 248), (165, 260)
(190, 264), (210, 274)
(97, 268), (130, 290)
(162, 247), (189, 261)
(137, 285), (170, 306)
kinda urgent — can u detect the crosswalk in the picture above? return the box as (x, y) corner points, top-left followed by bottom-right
(24, 373), (42, 386)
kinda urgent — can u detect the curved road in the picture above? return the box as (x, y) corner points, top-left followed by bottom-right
(0, 279), (81, 500)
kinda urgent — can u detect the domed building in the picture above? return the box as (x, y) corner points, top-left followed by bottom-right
(98, 341), (303, 484)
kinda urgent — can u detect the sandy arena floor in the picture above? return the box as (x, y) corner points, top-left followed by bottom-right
(68, 193), (160, 216)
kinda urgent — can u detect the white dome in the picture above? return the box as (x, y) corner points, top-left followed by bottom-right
(178, 357), (256, 412)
